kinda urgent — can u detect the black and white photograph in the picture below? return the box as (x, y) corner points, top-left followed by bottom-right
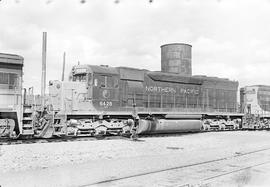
(1, 0), (270, 186)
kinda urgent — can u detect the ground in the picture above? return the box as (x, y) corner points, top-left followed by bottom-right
(1, 131), (270, 187)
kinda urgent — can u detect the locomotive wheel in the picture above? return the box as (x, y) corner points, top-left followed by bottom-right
(0, 119), (15, 138)
(202, 124), (208, 131)
(234, 124), (239, 130)
(219, 124), (225, 130)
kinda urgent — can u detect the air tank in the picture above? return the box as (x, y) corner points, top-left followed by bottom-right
(137, 119), (202, 135)
(161, 43), (192, 76)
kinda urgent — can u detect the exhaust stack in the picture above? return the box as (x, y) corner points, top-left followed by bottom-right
(41, 32), (47, 108)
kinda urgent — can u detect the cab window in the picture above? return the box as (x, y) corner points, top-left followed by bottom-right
(99, 76), (106, 87)
(107, 76), (114, 88)
(0, 72), (8, 84)
(97, 75), (118, 88)
(0, 72), (19, 89)
(9, 73), (19, 89)
(72, 73), (86, 82)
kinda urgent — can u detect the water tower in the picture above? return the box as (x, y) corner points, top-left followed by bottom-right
(161, 43), (192, 76)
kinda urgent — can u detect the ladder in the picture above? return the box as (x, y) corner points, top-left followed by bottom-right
(21, 104), (34, 136)
(52, 113), (67, 137)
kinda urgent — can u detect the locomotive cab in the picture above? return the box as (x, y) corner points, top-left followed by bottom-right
(49, 65), (95, 113)
(49, 64), (121, 113)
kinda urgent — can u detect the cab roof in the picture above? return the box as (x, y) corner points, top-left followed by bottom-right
(0, 53), (24, 65)
(73, 65), (118, 75)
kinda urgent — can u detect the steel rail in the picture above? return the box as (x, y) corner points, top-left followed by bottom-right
(82, 146), (270, 187)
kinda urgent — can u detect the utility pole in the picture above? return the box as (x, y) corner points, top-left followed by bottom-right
(41, 32), (47, 108)
(61, 52), (66, 81)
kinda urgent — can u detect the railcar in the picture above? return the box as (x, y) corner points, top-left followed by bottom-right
(240, 85), (270, 129)
(0, 53), (57, 139)
(0, 53), (31, 138)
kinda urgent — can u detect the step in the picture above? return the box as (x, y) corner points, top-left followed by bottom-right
(23, 113), (32, 117)
(23, 117), (33, 121)
(22, 129), (34, 135)
(22, 124), (33, 128)
(23, 108), (33, 113)
(53, 124), (65, 128)
(54, 117), (65, 120)
(23, 104), (33, 108)
(53, 132), (66, 137)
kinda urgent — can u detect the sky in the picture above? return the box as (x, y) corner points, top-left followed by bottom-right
(0, 0), (270, 94)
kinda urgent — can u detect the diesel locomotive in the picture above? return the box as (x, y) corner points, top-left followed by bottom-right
(47, 43), (242, 136)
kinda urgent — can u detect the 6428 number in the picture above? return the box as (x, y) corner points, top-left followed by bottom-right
(99, 101), (112, 108)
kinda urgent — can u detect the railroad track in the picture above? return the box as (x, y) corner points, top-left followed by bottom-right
(197, 160), (270, 186)
(82, 146), (270, 187)
(0, 133), (195, 145)
(0, 129), (269, 145)
(0, 131), (224, 145)
(0, 135), (129, 145)
(0, 129), (267, 145)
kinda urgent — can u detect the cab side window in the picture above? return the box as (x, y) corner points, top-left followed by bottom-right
(99, 75), (110, 88)
(9, 73), (19, 89)
(0, 72), (8, 84)
(99, 76), (106, 88)
(93, 75), (118, 88)
(0, 72), (18, 89)
(72, 74), (86, 82)
(107, 76), (114, 88)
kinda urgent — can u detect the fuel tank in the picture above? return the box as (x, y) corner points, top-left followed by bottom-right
(137, 119), (202, 134)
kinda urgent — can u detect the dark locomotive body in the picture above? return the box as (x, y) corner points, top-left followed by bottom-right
(49, 64), (241, 135)
(49, 43), (240, 131)
(50, 64), (238, 114)
(64, 65), (239, 114)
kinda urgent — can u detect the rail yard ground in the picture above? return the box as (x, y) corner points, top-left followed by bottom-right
(1, 131), (270, 187)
